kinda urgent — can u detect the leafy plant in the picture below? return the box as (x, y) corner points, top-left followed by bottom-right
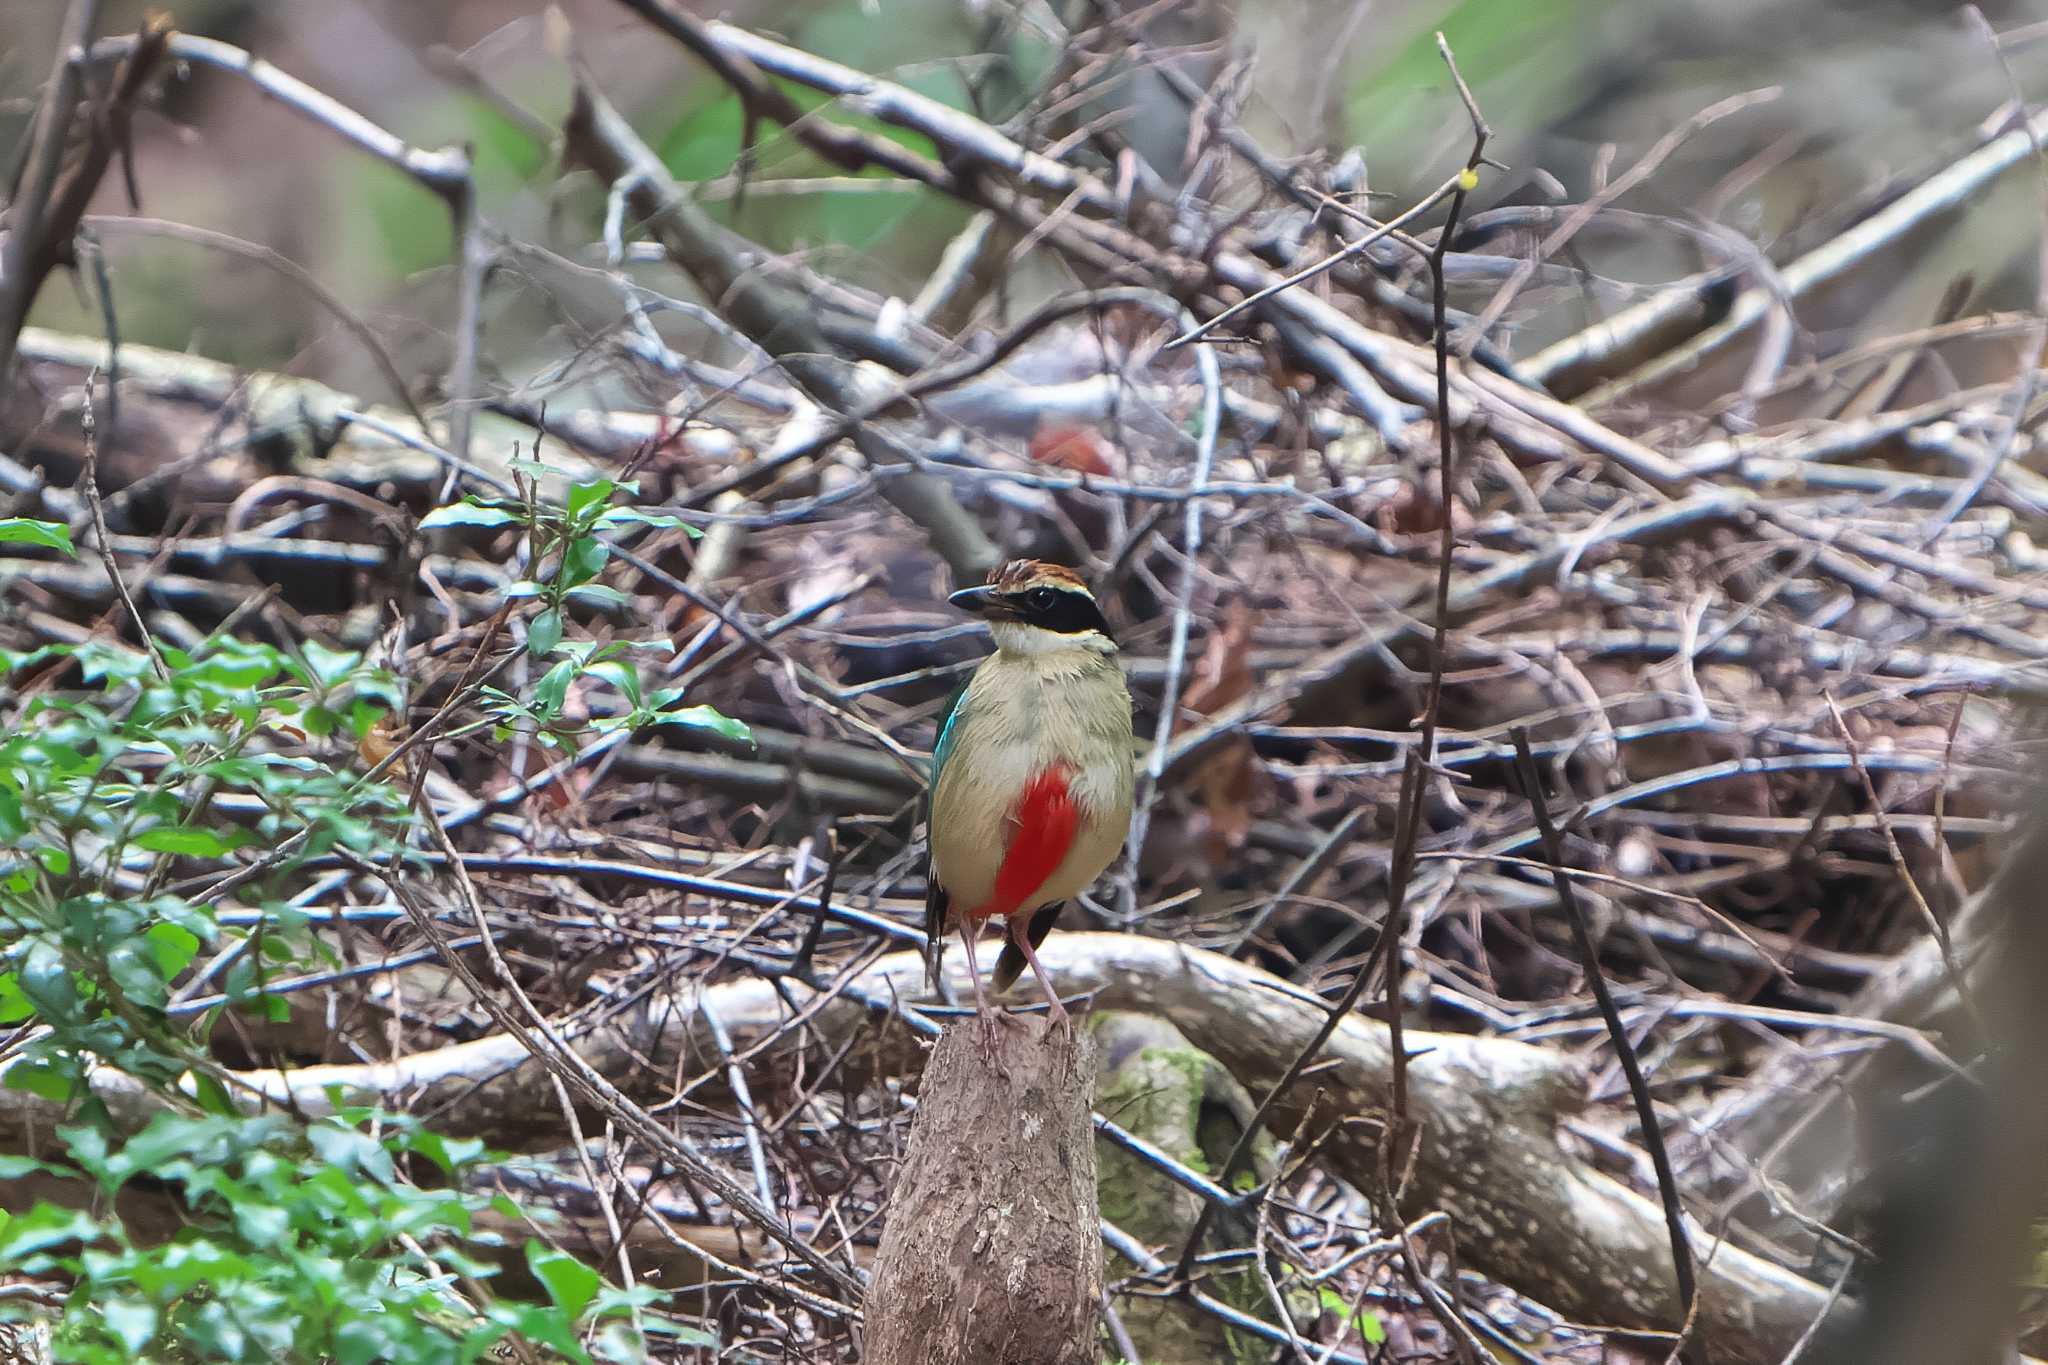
(0, 509), (721, 1359)
(420, 465), (749, 751)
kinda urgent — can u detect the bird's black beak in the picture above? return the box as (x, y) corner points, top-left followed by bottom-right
(948, 585), (1012, 618)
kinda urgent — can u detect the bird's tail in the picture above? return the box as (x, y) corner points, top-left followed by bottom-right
(990, 940), (1025, 993)
(992, 902), (1064, 994)
(924, 934), (944, 996)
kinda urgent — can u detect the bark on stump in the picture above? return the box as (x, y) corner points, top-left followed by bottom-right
(864, 1017), (1101, 1365)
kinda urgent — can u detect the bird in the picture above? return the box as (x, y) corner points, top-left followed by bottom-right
(923, 559), (1135, 1035)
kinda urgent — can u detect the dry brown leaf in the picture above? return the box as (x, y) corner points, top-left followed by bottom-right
(1183, 601), (1264, 862)
(1028, 422), (1117, 477)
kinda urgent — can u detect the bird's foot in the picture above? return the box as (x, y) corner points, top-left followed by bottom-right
(1041, 997), (1075, 1044)
(974, 1008), (1006, 1059)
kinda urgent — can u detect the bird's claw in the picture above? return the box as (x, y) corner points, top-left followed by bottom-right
(1042, 1001), (1075, 1045)
(974, 1008), (1005, 1060)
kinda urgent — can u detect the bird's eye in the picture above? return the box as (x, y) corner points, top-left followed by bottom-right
(1028, 587), (1058, 611)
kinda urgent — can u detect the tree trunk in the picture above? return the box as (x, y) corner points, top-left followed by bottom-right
(863, 1016), (1102, 1365)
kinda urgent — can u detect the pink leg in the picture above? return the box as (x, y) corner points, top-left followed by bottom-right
(958, 919), (1001, 1048)
(956, 919), (991, 1015)
(1008, 915), (1072, 1039)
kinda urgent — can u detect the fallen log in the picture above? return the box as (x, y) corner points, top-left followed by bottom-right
(0, 933), (1855, 1362)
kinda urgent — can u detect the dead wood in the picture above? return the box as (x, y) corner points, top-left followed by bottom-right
(863, 1018), (1101, 1365)
(2, 933), (1859, 1365)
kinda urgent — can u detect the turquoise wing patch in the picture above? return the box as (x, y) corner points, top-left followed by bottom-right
(928, 682), (969, 788)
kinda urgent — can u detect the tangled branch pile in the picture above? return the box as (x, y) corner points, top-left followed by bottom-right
(4, 3), (2048, 1362)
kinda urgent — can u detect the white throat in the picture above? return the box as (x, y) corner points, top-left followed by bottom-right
(989, 620), (1115, 658)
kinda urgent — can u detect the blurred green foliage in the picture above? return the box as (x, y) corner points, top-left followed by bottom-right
(1344, 0), (1605, 181)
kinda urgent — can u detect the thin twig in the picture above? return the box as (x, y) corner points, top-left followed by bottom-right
(1508, 726), (1697, 1338)
(1164, 170), (1472, 351)
(1822, 691), (1985, 1042)
(1121, 321), (1222, 916)
(77, 376), (166, 680)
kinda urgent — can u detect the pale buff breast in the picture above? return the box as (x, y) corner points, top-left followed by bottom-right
(928, 646), (1135, 917)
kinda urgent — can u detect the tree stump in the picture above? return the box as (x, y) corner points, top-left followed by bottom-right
(864, 1017), (1101, 1365)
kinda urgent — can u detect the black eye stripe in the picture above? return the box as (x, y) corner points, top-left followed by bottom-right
(1002, 586), (1114, 639)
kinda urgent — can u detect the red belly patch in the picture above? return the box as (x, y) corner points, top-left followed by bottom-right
(969, 763), (1078, 921)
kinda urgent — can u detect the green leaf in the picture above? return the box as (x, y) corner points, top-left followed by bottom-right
(638, 1311), (718, 1346)
(17, 941), (77, 1020)
(4, 1058), (75, 1103)
(190, 1071), (236, 1117)
(1357, 1308), (1387, 1344)
(134, 826), (235, 857)
(651, 704), (751, 744)
(0, 790), (26, 841)
(106, 939), (171, 1007)
(528, 608), (563, 659)
(489, 1301), (592, 1365)
(0, 517), (75, 555)
(560, 536), (608, 589)
(102, 1297), (158, 1353)
(595, 507), (691, 532)
(334, 1317), (392, 1365)
(565, 583), (629, 609)
(585, 660), (641, 710)
(145, 921), (202, 979)
(300, 639), (362, 689)
(409, 1131), (487, 1179)
(566, 478), (616, 520)
(525, 1240), (602, 1319)
(420, 501), (522, 530)
(0, 1203), (100, 1265)
(0, 973), (32, 1024)
(533, 660), (576, 719)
